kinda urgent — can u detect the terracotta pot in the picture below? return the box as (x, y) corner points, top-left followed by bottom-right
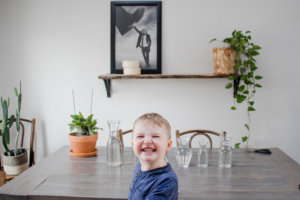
(68, 132), (98, 155)
(3, 148), (28, 175)
(213, 47), (236, 75)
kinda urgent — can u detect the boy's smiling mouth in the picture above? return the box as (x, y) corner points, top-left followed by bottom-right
(141, 147), (156, 152)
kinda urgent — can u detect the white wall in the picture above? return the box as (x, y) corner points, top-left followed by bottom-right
(0, 0), (299, 164)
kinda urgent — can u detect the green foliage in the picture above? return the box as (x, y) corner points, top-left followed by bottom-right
(0, 81), (23, 156)
(69, 112), (101, 136)
(212, 30), (262, 148)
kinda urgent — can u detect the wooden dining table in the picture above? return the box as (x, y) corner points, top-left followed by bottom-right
(0, 146), (299, 200)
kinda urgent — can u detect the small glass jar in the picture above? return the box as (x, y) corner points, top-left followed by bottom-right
(198, 138), (208, 167)
(175, 137), (192, 168)
(218, 134), (232, 168)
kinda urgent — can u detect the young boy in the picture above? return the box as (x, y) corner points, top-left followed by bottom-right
(128, 113), (178, 200)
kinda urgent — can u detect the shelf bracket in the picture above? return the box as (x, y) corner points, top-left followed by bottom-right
(233, 76), (241, 96)
(103, 79), (111, 98)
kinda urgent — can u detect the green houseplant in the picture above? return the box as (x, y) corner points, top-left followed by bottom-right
(211, 30), (263, 148)
(0, 81), (29, 175)
(68, 90), (102, 157)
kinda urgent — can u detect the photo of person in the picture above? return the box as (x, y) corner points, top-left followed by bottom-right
(111, 2), (161, 74)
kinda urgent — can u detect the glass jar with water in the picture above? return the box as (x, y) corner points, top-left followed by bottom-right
(198, 138), (208, 167)
(218, 134), (232, 168)
(107, 120), (122, 167)
(175, 137), (192, 168)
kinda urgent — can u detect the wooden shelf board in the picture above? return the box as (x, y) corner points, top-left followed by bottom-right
(98, 74), (232, 80)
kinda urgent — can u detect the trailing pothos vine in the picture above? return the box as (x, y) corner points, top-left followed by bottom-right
(211, 30), (263, 148)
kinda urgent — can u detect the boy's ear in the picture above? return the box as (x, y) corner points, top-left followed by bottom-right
(166, 140), (172, 152)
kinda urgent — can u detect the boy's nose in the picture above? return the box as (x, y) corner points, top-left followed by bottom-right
(143, 137), (153, 144)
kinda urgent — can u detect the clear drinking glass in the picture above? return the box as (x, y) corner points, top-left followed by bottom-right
(107, 120), (122, 167)
(175, 137), (192, 168)
(198, 138), (208, 167)
(218, 134), (232, 168)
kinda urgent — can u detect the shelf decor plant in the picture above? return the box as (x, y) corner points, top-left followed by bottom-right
(68, 90), (102, 158)
(0, 81), (29, 175)
(210, 30), (263, 148)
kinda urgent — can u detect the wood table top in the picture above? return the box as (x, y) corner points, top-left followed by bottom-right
(0, 146), (299, 200)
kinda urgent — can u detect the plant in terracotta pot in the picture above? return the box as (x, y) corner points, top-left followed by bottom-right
(211, 30), (263, 148)
(0, 81), (29, 175)
(68, 90), (102, 157)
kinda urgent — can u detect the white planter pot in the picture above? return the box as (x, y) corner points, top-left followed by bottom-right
(3, 148), (28, 175)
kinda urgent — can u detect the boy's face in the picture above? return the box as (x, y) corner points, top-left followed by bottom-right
(132, 121), (172, 169)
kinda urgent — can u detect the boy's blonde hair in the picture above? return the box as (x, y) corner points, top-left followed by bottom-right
(133, 113), (171, 139)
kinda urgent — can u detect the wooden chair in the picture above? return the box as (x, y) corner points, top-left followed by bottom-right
(176, 129), (226, 149)
(118, 129), (133, 147)
(0, 118), (36, 174)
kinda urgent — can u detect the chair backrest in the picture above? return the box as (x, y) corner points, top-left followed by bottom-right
(0, 118), (36, 167)
(176, 129), (226, 149)
(118, 129), (133, 147)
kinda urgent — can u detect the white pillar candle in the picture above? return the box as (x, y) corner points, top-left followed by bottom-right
(122, 60), (141, 75)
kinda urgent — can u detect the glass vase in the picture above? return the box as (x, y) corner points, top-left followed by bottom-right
(218, 134), (232, 168)
(198, 138), (208, 167)
(107, 120), (122, 167)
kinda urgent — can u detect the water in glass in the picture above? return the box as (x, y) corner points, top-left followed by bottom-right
(218, 134), (232, 168)
(198, 138), (208, 167)
(107, 120), (122, 167)
(175, 137), (192, 168)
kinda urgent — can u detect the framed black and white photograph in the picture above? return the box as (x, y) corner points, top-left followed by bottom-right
(111, 1), (162, 74)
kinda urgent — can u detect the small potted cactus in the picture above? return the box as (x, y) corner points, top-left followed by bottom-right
(0, 81), (28, 175)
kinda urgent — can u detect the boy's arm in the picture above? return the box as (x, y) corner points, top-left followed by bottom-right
(145, 177), (178, 200)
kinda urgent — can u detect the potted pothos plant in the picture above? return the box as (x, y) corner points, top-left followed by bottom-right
(211, 30), (263, 148)
(0, 81), (28, 175)
(68, 90), (102, 157)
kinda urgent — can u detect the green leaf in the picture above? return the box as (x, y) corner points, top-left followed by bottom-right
(248, 107), (256, 111)
(8, 115), (15, 128)
(240, 67), (246, 73)
(253, 45), (261, 50)
(244, 79), (253, 85)
(244, 124), (249, 130)
(234, 62), (242, 71)
(238, 85), (245, 92)
(18, 94), (22, 112)
(209, 38), (216, 43)
(243, 90), (249, 95)
(79, 112), (83, 119)
(249, 101), (254, 106)
(231, 106), (236, 110)
(255, 76), (263, 80)
(14, 88), (18, 96)
(16, 111), (20, 131)
(235, 143), (241, 148)
(69, 124), (76, 132)
(2, 128), (11, 152)
(240, 75), (247, 80)
(255, 83), (262, 88)
(250, 66), (258, 71)
(237, 95), (246, 103)
(228, 75), (235, 80)
(242, 136), (248, 142)
(225, 83), (233, 89)
(247, 72), (253, 78)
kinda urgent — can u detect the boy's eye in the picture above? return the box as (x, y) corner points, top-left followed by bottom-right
(137, 136), (144, 139)
(152, 135), (159, 138)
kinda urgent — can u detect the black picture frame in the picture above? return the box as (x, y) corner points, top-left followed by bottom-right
(111, 1), (162, 74)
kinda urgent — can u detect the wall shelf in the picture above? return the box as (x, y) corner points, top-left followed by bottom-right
(98, 74), (236, 97)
